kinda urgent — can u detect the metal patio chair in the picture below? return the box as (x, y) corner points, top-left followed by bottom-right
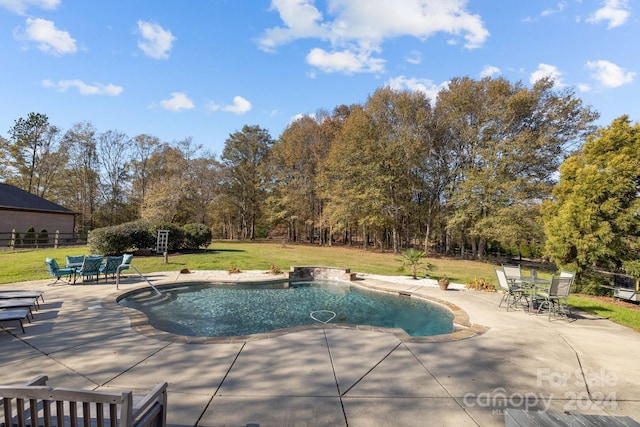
(100, 255), (124, 282)
(496, 269), (528, 311)
(535, 276), (573, 320)
(502, 264), (523, 286)
(45, 257), (76, 285)
(75, 255), (104, 283)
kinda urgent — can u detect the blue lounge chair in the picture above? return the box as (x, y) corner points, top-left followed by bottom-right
(45, 258), (76, 285)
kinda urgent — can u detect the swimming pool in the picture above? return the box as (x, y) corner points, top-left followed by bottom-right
(118, 280), (455, 338)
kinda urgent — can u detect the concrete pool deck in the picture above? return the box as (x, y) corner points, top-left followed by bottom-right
(1, 270), (640, 426)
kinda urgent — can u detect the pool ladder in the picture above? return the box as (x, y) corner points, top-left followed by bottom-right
(116, 265), (162, 296)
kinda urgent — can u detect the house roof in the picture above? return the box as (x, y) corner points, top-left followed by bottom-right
(0, 183), (74, 214)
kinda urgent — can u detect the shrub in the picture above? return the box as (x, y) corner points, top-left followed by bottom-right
(573, 270), (611, 296)
(37, 229), (49, 246)
(119, 220), (155, 250)
(23, 226), (36, 246)
(182, 223), (212, 249)
(267, 263), (283, 275)
(88, 225), (133, 255)
(466, 277), (496, 292)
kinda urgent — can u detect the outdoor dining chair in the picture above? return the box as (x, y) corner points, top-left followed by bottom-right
(502, 264), (523, 286)
(535, 276), (573, 320)
(100, 255), (124, 282)
(65, 254), (85, 268)
(75, 255), (103, 283)
(45, 257), (76, 285)
(496, 269), (528, 311)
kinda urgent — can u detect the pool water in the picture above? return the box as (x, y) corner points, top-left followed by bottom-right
(118, 281), (454, 337)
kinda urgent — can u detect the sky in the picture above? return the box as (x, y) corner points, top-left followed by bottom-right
(0, 0), (638, 156)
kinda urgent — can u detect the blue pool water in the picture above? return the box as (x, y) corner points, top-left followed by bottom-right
(118, 281), (454, 337)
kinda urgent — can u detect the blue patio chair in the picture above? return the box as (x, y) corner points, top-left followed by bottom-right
(65, 254), (85, 269)
(45, 258), (76, 285)
(118, 253), (133, 276)
(100, 255), (124, 282)
(75, 255), (103, 283)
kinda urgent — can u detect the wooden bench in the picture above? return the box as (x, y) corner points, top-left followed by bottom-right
(0, 375), (168, 427)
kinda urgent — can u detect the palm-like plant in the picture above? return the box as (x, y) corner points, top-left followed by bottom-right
(399, 248), (434, 279)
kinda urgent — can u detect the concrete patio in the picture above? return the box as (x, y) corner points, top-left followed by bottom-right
(1, 270), (640, 426)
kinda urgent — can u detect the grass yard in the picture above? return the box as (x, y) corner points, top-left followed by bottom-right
(1, 239), (639, 331)
(0, 240), (498, 285)
(569, 294), (640, 332)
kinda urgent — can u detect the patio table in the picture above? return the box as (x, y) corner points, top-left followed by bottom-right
(520, 274), (550, 313)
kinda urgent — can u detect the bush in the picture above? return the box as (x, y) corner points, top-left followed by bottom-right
(37, 229), (49, 246)
(574, 270), (611, 296)
(88, 220), (213, 254)
(88, 225), (133, 255)
(182, 223), (212, 249)
(466, 277), (496, 292)
(119, 220), (155, 250)
(23, 226), (36, 246)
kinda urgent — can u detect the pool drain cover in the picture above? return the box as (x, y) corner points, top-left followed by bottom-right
(310, 310), (336, 324)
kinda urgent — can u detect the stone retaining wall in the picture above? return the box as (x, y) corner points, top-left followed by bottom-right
(288, 266), (356, 282)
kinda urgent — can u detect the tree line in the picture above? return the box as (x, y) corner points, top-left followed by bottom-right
(3, 75), (638, 279)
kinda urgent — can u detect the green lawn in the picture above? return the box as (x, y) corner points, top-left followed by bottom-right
(0, 240), (497, 285)
(569, 295), (640, 332)
(2, 240), (639, 331)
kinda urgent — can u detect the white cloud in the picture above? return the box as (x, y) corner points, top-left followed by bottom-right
(205, 96), (252, 114)
(586, 60), (635, 87)
(205, 101), (221, 112)
(258, 0), (489, 74)
(530, 63), (566, 87)
(0, 0), (59, 14)
(587, 0), (630, 28)
(159, 92), (194, 111)
(289, 112), (315, 124)
(541, 1), (567, 17)
(222, 96), (252, 114)
(42, 79), (123, 95)
(137, 20), (175, 59)
(406, 51), (422, 65)
(577, 83), (591, 92)
(386, 76), (448, 104)
(306, 48), (385, 74)
(480, 65), (500, 78)
(17, 17), (76, 55)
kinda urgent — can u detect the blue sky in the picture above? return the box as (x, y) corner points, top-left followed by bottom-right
(0, 0), (637, 155)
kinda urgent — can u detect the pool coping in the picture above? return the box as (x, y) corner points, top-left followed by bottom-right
(101, 273), (489, 344)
